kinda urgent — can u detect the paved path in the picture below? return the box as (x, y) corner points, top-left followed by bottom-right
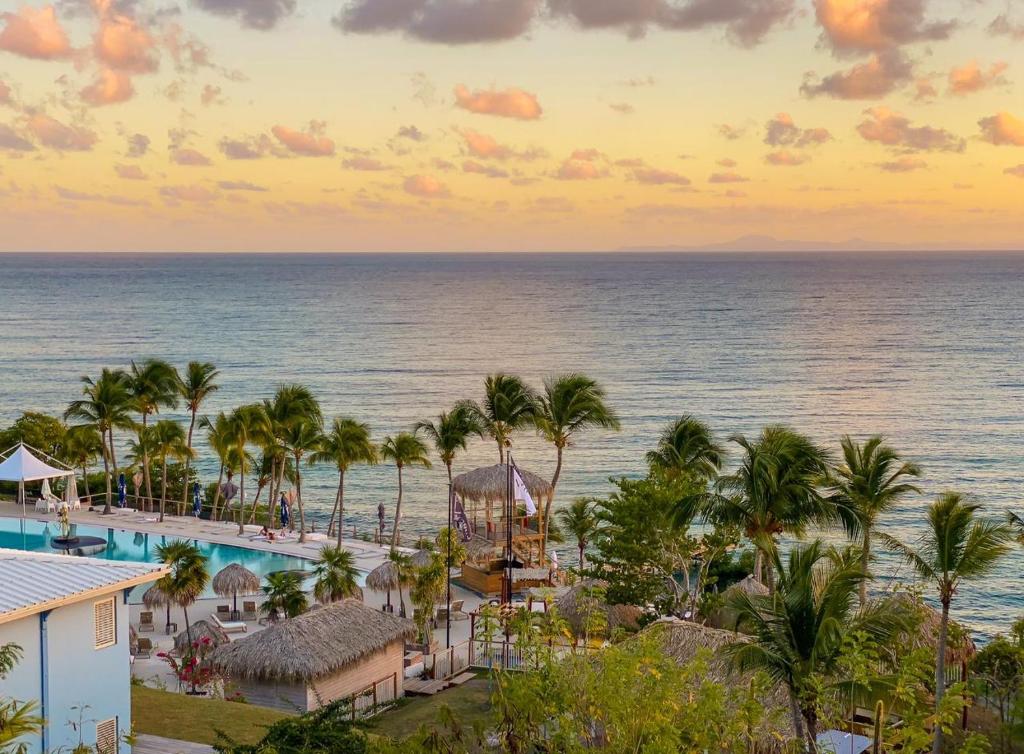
(134, 734), (214, 753)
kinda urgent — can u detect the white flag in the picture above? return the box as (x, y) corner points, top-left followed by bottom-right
(513, 467), (537, 515)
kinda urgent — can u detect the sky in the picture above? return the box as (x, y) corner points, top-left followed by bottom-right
(0, 0), (1022, 252)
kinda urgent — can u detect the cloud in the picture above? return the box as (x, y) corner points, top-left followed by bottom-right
(765, 150), (810, 166)
(0, 123), (35, 151)
(457, 127), (512, 159)
(342, 156), (391, 171)
(403, 174), (450, 198)
(0, 5), (72, 60)
(763, 113), (832, 147)
(913, 77), (936, 101)
(708, 171), (749, 183)
(948, 61), (1009, 97)
(55, 185), (146, 206)
(463, 159), (509, 178)
(201, 84), (224, 106)
(191, 0), (296, 30)
(978, 113), (1024, 147)
(717, 123), (746, 140)
(272, 122), (336, 156)
(80, 68), (134, 105)
(115, 163), (146, 179)
(159, 184), (216, 202)
(27, 114), (97, 151)
(172, 147), (212, 166)
(1004, 165), (1024, 178)
(555, 157), (604, 180)
(218, 179), (267, 191)
(531, 195), (574, 213)
(856, 107), (964, 152)
(609, 102), (634, 114)
(620, 75), (655, 87)
(94, 3), (159, 74)
(125, 132), (149, 156)
(397, 124), (426, 141)
(801, 50), (912, 99)
(813, 0), (955, 54)
(454, 84), (541, 120)
(0, 80), (10, 105)
(632, 166), (690, 185)
(717, 158), (737, 167)
(219, 134), (273, 159)
(987, 14), (1024, 41)
(336, 0), (539, 44)
(877, 156), (926, 172)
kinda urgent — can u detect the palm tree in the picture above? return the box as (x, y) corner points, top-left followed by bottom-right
(388, 549), (414, 618)
(177, 362), (219, 515)
(646, 415), (724, 481)
(64, 369), (135, 514)
(226, 405), (272, 535)
(704, 425), (832, 589)
(830, 435), (921, 606)
(261, 571), (308, 620)
(149, 420), (193, 523)
(881, 492), (1013, 754)
(263, 385), (322, 531)
(415, 404), (481, 485)
(201, 411), (233, 521)
(312, 545), (362, 603)
(63, 424), (104, 501)
(533, 373), (620, 562)
(380, 432), (431, 549)
(155, 540), (209, 633)
(128, 359), (180, 507)
(463, 373), (538, 463)
(311, 418), (379, 547)
(556, 497), (600, 570)
(281, 418), (323, 543)
(726, 540), (910, 751)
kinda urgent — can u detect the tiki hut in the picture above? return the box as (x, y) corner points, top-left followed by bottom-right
(142, 582), (173, 633)
(888, 592), (976, 666)
(210, 600), (415, 713)
(366, 560), (402, 612)
(174, 619), (230, 653)
(212, 564), (261, 618)
(554, 580), (644, 638)
(706, 575), (770, 629)
(452, 464), (553, 594)
(409, 549), (434, 569)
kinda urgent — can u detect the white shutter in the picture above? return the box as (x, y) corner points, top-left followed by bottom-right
(94, 597), (116, 649)
(95, 716), (118, 753)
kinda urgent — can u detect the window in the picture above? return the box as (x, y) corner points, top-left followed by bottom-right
(95, 717), (118, 754)
(94, 597), (116, 649)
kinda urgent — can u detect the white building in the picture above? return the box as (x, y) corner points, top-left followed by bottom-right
(0, 549), (166, 754)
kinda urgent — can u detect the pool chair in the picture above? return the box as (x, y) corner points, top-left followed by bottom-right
(211, 613), (247, 633)
(135, 638), (153, 659)
(241, 601), (258, 621)
(216, 604), (231, 619)
(138, 611), (155, 633)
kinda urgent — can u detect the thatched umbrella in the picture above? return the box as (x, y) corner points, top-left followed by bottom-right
(174, 619), (230, 653)
(554, 579), (643, 638)
(212, 563), (261, 618)
(142, 582), (173, 634)
(366, 560), (400, 612)
(409, 548), (434, 569)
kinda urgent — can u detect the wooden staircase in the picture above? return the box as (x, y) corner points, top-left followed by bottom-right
(403, 671), (477, 696)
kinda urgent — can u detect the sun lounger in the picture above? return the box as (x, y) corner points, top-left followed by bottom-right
(138, 611), (155, 633)
(242, 601), (258, 621)
(135, 637), (153, 659)
(211, 613), (247, 633)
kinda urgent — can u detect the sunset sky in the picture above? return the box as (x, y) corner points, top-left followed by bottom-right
(0, 0), (1022, 251)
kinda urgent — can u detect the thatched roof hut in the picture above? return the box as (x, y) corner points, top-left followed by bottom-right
(554, 580), (644, 637)
(453, 464), (552, 503)
(409, 549), (434, 569)
(210, 600), (414, 684)
(365, 560), (400, 592)
(888, 592), (976, 665)
(141, 582), (171, 609)
(212, 564), (260, 598)
(174, 619), (230, 652)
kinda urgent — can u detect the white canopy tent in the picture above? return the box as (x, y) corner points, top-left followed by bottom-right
(0, 443), (76, 515)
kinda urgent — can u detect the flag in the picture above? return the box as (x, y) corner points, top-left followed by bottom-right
(452, 493), (472, 542)
(512, 466), (537, 515)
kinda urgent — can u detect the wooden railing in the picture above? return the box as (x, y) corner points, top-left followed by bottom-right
(346, 673), (400, 720)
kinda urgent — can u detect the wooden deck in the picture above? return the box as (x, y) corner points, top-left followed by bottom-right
(134, 734), (215, 753)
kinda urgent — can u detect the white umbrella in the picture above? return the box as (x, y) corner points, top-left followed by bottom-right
(66, 475), (78, 504)
(41, 478), (53, 499)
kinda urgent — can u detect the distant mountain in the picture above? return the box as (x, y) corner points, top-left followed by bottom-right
(618, 235), (974, 253)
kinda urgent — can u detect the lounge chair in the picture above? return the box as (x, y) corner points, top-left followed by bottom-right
(242, 601), (258, 621)
(135, 637), (153, 659)
(211, 613), (247, 633)
(138, 612), (155, 633)
(216, 604), (231, 618)
(450, 599), (468, 620)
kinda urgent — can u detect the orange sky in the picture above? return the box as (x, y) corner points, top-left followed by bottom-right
(0, 0), (1022, 251)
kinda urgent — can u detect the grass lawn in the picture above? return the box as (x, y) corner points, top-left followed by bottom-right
(367, 677), (493, 740)
(132, 685), (293, 746)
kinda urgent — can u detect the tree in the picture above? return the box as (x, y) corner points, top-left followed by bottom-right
(149, 419), (193, 522)
(380, 432), (431, 549)
(704, 425), (832, 589)
(155, 540), (209, 634)
(410, 551), (446, 645)
(312, 418), (378, 547)
(533, 373), (620, 564)
(262, 385), (322, 532)
(312, 545), (362, 604)
(128, 359), (180, 506)
(201, 411), (233, 521)
(64, 369), (135, 514)
(881, 492), (1013, 754)
(0, 643), (43, 754)
(726, 540), (910, 751)
(0, 412), (67, 459)
(462, 373), (538, 464)
(62, 424), (103, 501)
(971, 636), (1024, 749)
(557, 497), (600, 570)
(414, 404), (481, 485)
(646, 415), (724, 482)
(281, 417), (322, 543)
(177, 361), (219, 516)
(261, 571), (308, 620)
(830, 435), (921, 606)
(387, 550), (414, 619)
(226, 405), (272, 536)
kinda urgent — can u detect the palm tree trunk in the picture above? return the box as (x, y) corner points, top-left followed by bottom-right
(860, 531), (871, 606)
(159, 455), (168, 523)
(107, 429), (119, 515)
(212, 463), (224, 521)
(397, 567), (407, 618)
(295, 455), (306, 543)
(390, 466), (403, 550)
(179, 411), (196, 516)
(933, 598), (950, 754)
(327, 478), (342, 537)
(539, 444), (564, 568)
(248, 482), (264, 524)
(497, 438), (504, 465)
(336, 471), (345, 547)
(803, 707), (820, 753)
(81, 464), (91, 500)
(182, 603), (191, 634)
(578, 541), (585, 570)
(789, 689), (807, 749)
(141, 412), (153, 510)
(237, 461), (247, 535)
(266, 457), (279, 530)
(101, 434), (112, 515)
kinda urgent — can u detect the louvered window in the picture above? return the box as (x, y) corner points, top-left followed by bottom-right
(94, 598), (116, 649)
(95, 717), (118, 753)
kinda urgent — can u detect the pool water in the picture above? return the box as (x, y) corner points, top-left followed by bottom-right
(0, 517), (339, 602)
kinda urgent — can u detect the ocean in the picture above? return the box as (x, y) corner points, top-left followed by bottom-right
(1, 251), (1021, 636)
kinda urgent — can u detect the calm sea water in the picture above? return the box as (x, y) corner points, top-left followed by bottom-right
(0, 252), (1021, 636)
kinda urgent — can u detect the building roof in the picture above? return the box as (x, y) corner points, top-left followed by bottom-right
(210, 599), (415, 683)
(0, 443), (75, 482)
(0, 549), (167, 625)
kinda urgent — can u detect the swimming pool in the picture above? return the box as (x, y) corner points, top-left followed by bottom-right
(0, 517), (344, 602)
